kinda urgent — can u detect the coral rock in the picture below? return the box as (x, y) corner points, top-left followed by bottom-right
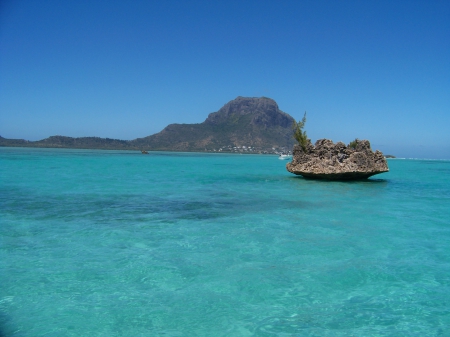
(286, 139), (389, 180)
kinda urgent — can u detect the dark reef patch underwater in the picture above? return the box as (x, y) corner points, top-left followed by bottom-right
(1, 147), (449, 336)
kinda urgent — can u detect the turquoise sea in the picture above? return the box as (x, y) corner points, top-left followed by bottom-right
(1, 147), (449, 336)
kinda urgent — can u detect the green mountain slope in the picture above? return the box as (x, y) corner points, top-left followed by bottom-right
(132, 96), (296, 152)
(1, 97), (297, 153)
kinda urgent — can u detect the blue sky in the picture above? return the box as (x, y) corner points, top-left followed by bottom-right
(1, 0), (449, 158)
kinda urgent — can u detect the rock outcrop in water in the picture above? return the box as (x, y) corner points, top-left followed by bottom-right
(286, 139), (389, 180)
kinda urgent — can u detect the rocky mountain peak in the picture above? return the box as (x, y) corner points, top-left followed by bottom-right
(204, 96), (293, 128)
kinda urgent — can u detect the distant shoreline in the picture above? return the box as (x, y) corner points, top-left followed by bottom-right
(0, 145), (284, 156)
(2, 145), (449, 161)
(0, 134), (289, 155)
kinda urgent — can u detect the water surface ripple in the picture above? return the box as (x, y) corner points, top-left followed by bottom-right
(1, 148), (449, 336)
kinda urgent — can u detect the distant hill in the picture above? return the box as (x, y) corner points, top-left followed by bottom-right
(0, 135), (132, 150)
(132, 96), (296, 152)
(1, 97), (297, 153)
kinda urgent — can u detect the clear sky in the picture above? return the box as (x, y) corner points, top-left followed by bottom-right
(1, 0), (449, 158)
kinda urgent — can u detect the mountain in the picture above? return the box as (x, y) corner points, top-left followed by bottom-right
(0, 135), (131, 150)
(1, 97), (297, 153)
(132, 96), (296, 152)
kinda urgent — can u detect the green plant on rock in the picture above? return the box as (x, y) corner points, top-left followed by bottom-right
(348, 138), (359, 149)
(293, 112), (308, 151)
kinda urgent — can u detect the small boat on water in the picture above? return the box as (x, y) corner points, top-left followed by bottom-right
(278, 154), (292, 160)
(141, 150), (149, 154)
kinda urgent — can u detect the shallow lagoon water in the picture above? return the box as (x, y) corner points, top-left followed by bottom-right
(1, 147), (449, 336)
